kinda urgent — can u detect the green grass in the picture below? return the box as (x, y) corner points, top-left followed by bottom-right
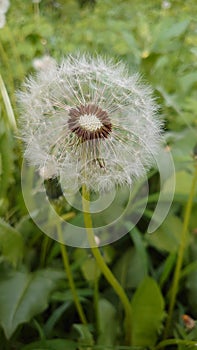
(0, 0), (197, 349)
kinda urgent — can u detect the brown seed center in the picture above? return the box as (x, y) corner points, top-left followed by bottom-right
(68, 104), (112, 141)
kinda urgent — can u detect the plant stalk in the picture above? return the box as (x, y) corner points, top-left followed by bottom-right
(163, 164), (197, 339)
(82, 184), (132, 345)
(56, 221), (87, 326)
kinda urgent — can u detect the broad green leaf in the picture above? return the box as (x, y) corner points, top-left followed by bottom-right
(73, 324), (94, 349)
(152, 19), (190, 52)
(130, 227), (148, 276)
(146, 215), (184, 253)
(178, 72), (197, 93)
(160, 19), (190, 39)
(0, 269), (63, 339)
(131, 276), (165, 346)
(21, 339), (77, 350)
(175, 171), (197, 196)
(97, 298), (118, 346)
(163, 171), (197, 203)
(113, 246), (148, 289)
(0, 217), (24, 266)
(171, 129), (197, 164)
(81, 256), (101, 283)
(186, 270), (197, 316)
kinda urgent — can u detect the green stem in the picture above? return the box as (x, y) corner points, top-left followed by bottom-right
(163, 164), (197, 339)
(0, 74), (17, 130)
(82, 185), (132, 345)
(0, 42), (16, 106)
(0, 73), (23, 167)
(33, 1), (40, 17)
(56, 221), (87, 326)
(40, 235), (51, 267)
(93, 264), (100, 336)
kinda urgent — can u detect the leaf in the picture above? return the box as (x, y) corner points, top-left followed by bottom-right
(130, 227), (148, 277)
(152, 19), (190, 53)
(146, 215), (184, 253)
(21, 339), (77, 350)
(178, 72), (197, 93)
(0, 269), (63, 339)
(0, 218), (24, 266)
(131, 276), (165, 346)
(73, 324), (94, 349)
(97, 298), (118, 346)
(160, 19), (190, 39)
(113, 246), (148, 289)
(81, 256), (101, 283)
(186, 270), (197, 317)
(175, 171), (197, 197)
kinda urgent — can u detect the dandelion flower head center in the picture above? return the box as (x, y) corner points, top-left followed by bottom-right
(68, 104), (112, 141)
(79, 114), (103, 131)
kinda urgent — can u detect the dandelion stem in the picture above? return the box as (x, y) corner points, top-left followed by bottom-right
(56, 221), (87, 326)
(82, 184), (132, 345)
(33, 1), (40, 17)
(93, 264), (100, 336)
(0, 74), (17, 130)
(163, 163), (197, 339)
(0, 42), (16, 106)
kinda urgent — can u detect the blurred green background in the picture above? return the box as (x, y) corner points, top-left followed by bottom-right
(0, 0), (197, 349)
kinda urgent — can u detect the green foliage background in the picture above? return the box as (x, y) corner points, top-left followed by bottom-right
(0, 0), (197, 349)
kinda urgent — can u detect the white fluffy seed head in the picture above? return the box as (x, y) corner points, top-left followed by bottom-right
(32, 55), (56, 71)
(18, 53), (163, 193)
(0, 12), (5, 28)
(0, 0), (9, 14)
(0, 0), (9, 28)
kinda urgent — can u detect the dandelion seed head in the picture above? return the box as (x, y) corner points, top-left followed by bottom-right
(0, 12), (5, 28)
(0, 0), (9, 28)
(32, 55), (56, 71)
(18, 53), (163, 193)
(0, 0), (9, 14)
(161, 1), (171, 9)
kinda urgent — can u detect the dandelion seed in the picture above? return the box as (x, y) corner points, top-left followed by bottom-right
(18, 54), (163, 193)
(0, 12), (5, 28)
(161, 1), (171, 9)
(182, 314), (196, 330)
(0, 0), (9, 28)
(32, 55), (56, 71)
(0, 0), (9, 14)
